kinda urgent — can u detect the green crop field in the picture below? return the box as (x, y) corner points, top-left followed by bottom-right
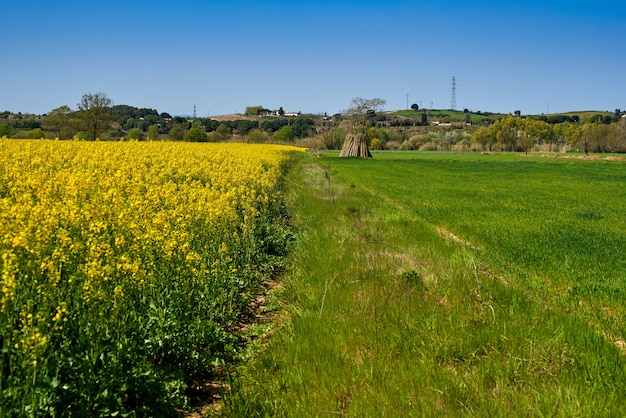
(393, 109), (501, 123)
(352, 152), (626, 302)
(223, 151), (626, 417)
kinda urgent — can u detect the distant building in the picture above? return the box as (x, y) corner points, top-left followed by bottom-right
(263, 109), (301, 117)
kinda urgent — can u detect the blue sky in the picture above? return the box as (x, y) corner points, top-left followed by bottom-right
(2, 0), (624, 116)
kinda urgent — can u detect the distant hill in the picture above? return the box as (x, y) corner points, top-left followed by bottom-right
(210, 114), (258, 122)
(391, 109), (621, 124)
(392, 109), (503, 124)
(557, 110), (613, 118)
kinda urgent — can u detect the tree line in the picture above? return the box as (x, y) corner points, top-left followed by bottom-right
(0, 93), (316, 142)
(471, 115), (626, 154)
(3, 93), (625, 155)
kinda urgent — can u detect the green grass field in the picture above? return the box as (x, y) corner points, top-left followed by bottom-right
(221, 151), (626, 417)
(394, 109), (489, 123)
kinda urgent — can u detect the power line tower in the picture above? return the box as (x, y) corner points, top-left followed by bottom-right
(451, 76), (457, 110)
(193, 104), (197, 119)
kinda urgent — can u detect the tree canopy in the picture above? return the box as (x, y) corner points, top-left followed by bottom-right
(42, 105), (74, 139)
(77, 92), (112, 140)
(274, 126), (295, 143)
(184, 126), (208, 142)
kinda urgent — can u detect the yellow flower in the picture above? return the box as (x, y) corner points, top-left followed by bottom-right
(0, 138), (303, 376)
(1, 251), (18, 310)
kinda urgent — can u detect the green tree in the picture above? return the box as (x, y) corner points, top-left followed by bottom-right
(171, 116), (188, 126)
(126, 128), (143, 141)
(0, 123), (18, 137)
(366, 127), (389, 145)
(471, 126), (494, 151)
(146, 125), (159, 141)
(184, 126), (208, 142)
(215, 124), (231, 141)
(489, 116), (521, 151)
(235, 120), (258, 135)
(260, 119), (288, 133)
(554, 121), (583, 146)
(168, 125), (185, 141)
(124, 117), (137, 131)
(523, 118), (553, 144)
(77, 92), (112, 140)
(140, 115), (159, 131)
(274, 125), (295, 142)
(292, 118), (316, 138)
(42, 105), (74, 139)
(245, 105), (264, 116)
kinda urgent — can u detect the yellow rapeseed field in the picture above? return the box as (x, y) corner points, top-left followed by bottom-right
(0, 138), (303, 415)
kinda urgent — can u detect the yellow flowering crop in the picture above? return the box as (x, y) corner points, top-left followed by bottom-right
(0, 138), (303, 414)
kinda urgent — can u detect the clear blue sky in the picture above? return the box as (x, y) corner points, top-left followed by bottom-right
(2, 0), (624, 116)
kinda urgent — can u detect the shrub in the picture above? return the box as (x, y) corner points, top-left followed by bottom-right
(274, 126), (296, 143)
(126, 127), (143, 141)
(0, 123), (18, 137)
(183, 126), (207, 142)
(246, 128), (269, 143)
(370, 138), (382, 150)
(384, 140), (401, 150)
(25, 128), (45, 139)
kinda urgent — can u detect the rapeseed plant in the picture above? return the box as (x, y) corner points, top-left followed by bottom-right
(0, 138), (303, 415)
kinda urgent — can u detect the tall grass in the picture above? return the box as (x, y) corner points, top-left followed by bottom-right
(223, 152), (626, 416)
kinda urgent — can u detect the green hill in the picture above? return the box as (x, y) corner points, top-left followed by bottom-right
(392, 109), (503, 124)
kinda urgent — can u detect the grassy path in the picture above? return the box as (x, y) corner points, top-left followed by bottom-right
(220, 153), (626, 417)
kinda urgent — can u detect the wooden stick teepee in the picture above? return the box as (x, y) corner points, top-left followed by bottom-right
(339, 133), (372, 158)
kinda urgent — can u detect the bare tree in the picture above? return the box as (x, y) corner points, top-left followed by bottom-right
(342, 97), (386, 134)
(317, 126), (346, 150)
(609, 118), (626, 153)
(339, 97), (386, 157)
